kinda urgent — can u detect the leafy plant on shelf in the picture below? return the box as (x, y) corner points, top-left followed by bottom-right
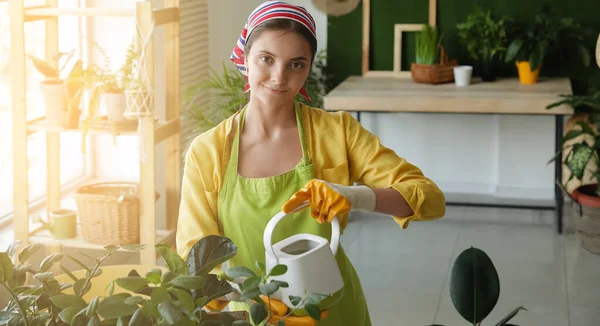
(416, 24), (443, 65)
(547, 89), (600, 195)
(504, 4), (591, 72)
(428, 247), (526, 326)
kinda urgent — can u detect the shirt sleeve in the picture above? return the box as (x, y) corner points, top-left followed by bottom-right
(176, 139), (222, 261)
(342, 112), (446, 228)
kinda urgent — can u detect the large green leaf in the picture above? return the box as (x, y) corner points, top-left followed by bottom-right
(193, 274), (235, 305)
(0, 252), (14, 283)
(449, 247), (500, 324)
(529, 42), (546, 71)
(249, 302), (267, 325)
(156, 243), (188, 276)
(97, 294), (138, 319)
(50, 294), (88, 310)
(58, 306), (81, 324)
(566, 143), (594, 179)
(39, 253), (64, 272)
(577, 43), (590, 67)
(170, 275), (206, 289)
(186, 235), (238, 276)
(158, 300), (182, 324)
(505, 39), (523, 63)
(115, 277), (150, 292)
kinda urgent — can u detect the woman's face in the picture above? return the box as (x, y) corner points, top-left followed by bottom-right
(245, 29), (312, 106)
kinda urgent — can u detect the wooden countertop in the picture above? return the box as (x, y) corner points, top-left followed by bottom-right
(323, 76), (574, 115)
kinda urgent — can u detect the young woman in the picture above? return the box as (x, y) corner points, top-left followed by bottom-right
(176, 1), (446, 325)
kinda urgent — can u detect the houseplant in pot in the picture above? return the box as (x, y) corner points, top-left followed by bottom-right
(456, 7), (509, 82)
(547, 89), (600, 254)
(504, 5), (591, 84)
(26, 49), (84, 127)
(410, 24), (457, 84)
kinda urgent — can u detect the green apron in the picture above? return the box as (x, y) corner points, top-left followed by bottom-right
(217, 103), (371, 325)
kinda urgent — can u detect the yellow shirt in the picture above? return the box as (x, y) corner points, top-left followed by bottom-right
(176, 103), (446, 259)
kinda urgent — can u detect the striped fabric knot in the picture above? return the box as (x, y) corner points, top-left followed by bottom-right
(231, 1), (316, 102)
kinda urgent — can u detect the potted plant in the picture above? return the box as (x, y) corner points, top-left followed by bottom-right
(1, 236), (329, 325)
(547, 89), (600, 254)
(456, 7), (509, 82)
(504, 5), (592, 84)
(26, 49), (84, 127)
(410, 24), (457, 85)
(428, 247), (526, 325)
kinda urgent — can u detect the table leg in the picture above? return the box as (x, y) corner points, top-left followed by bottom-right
(555, 115), (564, 234)
(356, 111), (361, 123)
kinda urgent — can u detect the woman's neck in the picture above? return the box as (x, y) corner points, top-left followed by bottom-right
(244, 98), (297, 138)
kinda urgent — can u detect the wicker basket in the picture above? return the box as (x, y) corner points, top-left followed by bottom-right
(568, 184), (600, 255)
(410, 47), (458, 84)
(75, 182), (153, 245)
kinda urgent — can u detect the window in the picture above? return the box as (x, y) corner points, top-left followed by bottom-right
(0, 0), (87, 223)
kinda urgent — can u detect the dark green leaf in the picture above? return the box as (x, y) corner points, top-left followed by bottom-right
(141, 299), (158, 319)
(170, 275), (206, 289)
(505, 39), (523, 63)
(185, 235), (238, 276)
(120, 245), (147, 252)
(562, 130), (584, 142)
(450, 247), (500, 324)
(289, 296), (302, 307)
(51, 294), (87, 310)
(97, 294), (138, 319)
(249, 302), (267, 325)
(71, 310), (90, 326)
(115, 277), (149, 292)
(18, 243), (43, 263)
(270, 280), (288, 288)
(128, 308), (145, 326)
(6, 241), (22, 259)
(575, 121), (596, 136)
(226, 266), (255, 279)
(86, 296), (100, 316)
(259, 282), (280, 296)
(158, 300), (182, 324)
(305, 303), (321, 321)
(124, 296), (145, 306)
(577, 44), (590, 67)
(242, 276), (262, 292)
(29, 315), (46, 326)
(156, 243), (188, 276)
(240, 286), (260, 301)
(37, 292), (51, 310)
(161, 271), (175, 284)
(87, 315), (100, 326)
(40, 253), (64, 272)
(529, 43), (545, 71)
(151, 287), (169, 305)
(192, 274), (234, 305)
(169, 288), (195, 313)
(0, 252), (14, 282)
(74, 278), (91, 297)
(267, 264), (287, 277)
(145, 269), (162, 284)
(495, 306), (527, 326)
(58, 306), (80, 324)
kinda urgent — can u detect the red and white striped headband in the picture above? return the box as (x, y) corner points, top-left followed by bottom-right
(231, 1), (316, 102)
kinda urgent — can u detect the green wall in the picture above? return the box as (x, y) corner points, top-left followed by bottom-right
(327, 0), (600, 95)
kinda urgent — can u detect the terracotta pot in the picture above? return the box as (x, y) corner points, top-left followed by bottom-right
(572, 184), (600, 208)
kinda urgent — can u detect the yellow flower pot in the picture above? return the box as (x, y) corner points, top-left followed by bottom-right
(516, 61), (541, 84)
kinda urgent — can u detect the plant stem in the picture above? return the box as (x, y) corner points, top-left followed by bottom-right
(2, 283), (31, 326)
(78, 253), (110, 298)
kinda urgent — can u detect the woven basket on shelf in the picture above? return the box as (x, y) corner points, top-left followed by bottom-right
(410, 46), (458, 84)
(75, 182), (156, 246)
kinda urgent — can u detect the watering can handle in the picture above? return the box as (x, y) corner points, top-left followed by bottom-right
(264, 201), (340, 260)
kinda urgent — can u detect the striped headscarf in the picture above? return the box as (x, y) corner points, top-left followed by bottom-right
(231, 1), (316, 102)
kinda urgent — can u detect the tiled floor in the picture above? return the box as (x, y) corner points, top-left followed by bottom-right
(341, 205), (600, 326)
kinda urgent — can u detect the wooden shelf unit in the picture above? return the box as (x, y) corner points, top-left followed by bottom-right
(10, 0), (182, 265)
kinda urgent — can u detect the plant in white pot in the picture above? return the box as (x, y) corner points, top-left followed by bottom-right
(26, 49), (83, 127)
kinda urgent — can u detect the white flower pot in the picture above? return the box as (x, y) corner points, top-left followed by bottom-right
(453, 65), (473, 87)
(40, 81), (67, 125)
(102, 92), (127, 121)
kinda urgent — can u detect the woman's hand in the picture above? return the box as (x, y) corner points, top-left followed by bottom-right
(282, 179), (376, 224)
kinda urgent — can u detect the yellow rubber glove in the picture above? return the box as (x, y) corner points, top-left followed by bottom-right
(282, 179), (376, 225)
(204, 298), (230, 312)
(259, 295), (328, 326)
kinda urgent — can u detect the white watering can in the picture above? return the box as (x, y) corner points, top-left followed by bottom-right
(263, 201), (344, 308)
